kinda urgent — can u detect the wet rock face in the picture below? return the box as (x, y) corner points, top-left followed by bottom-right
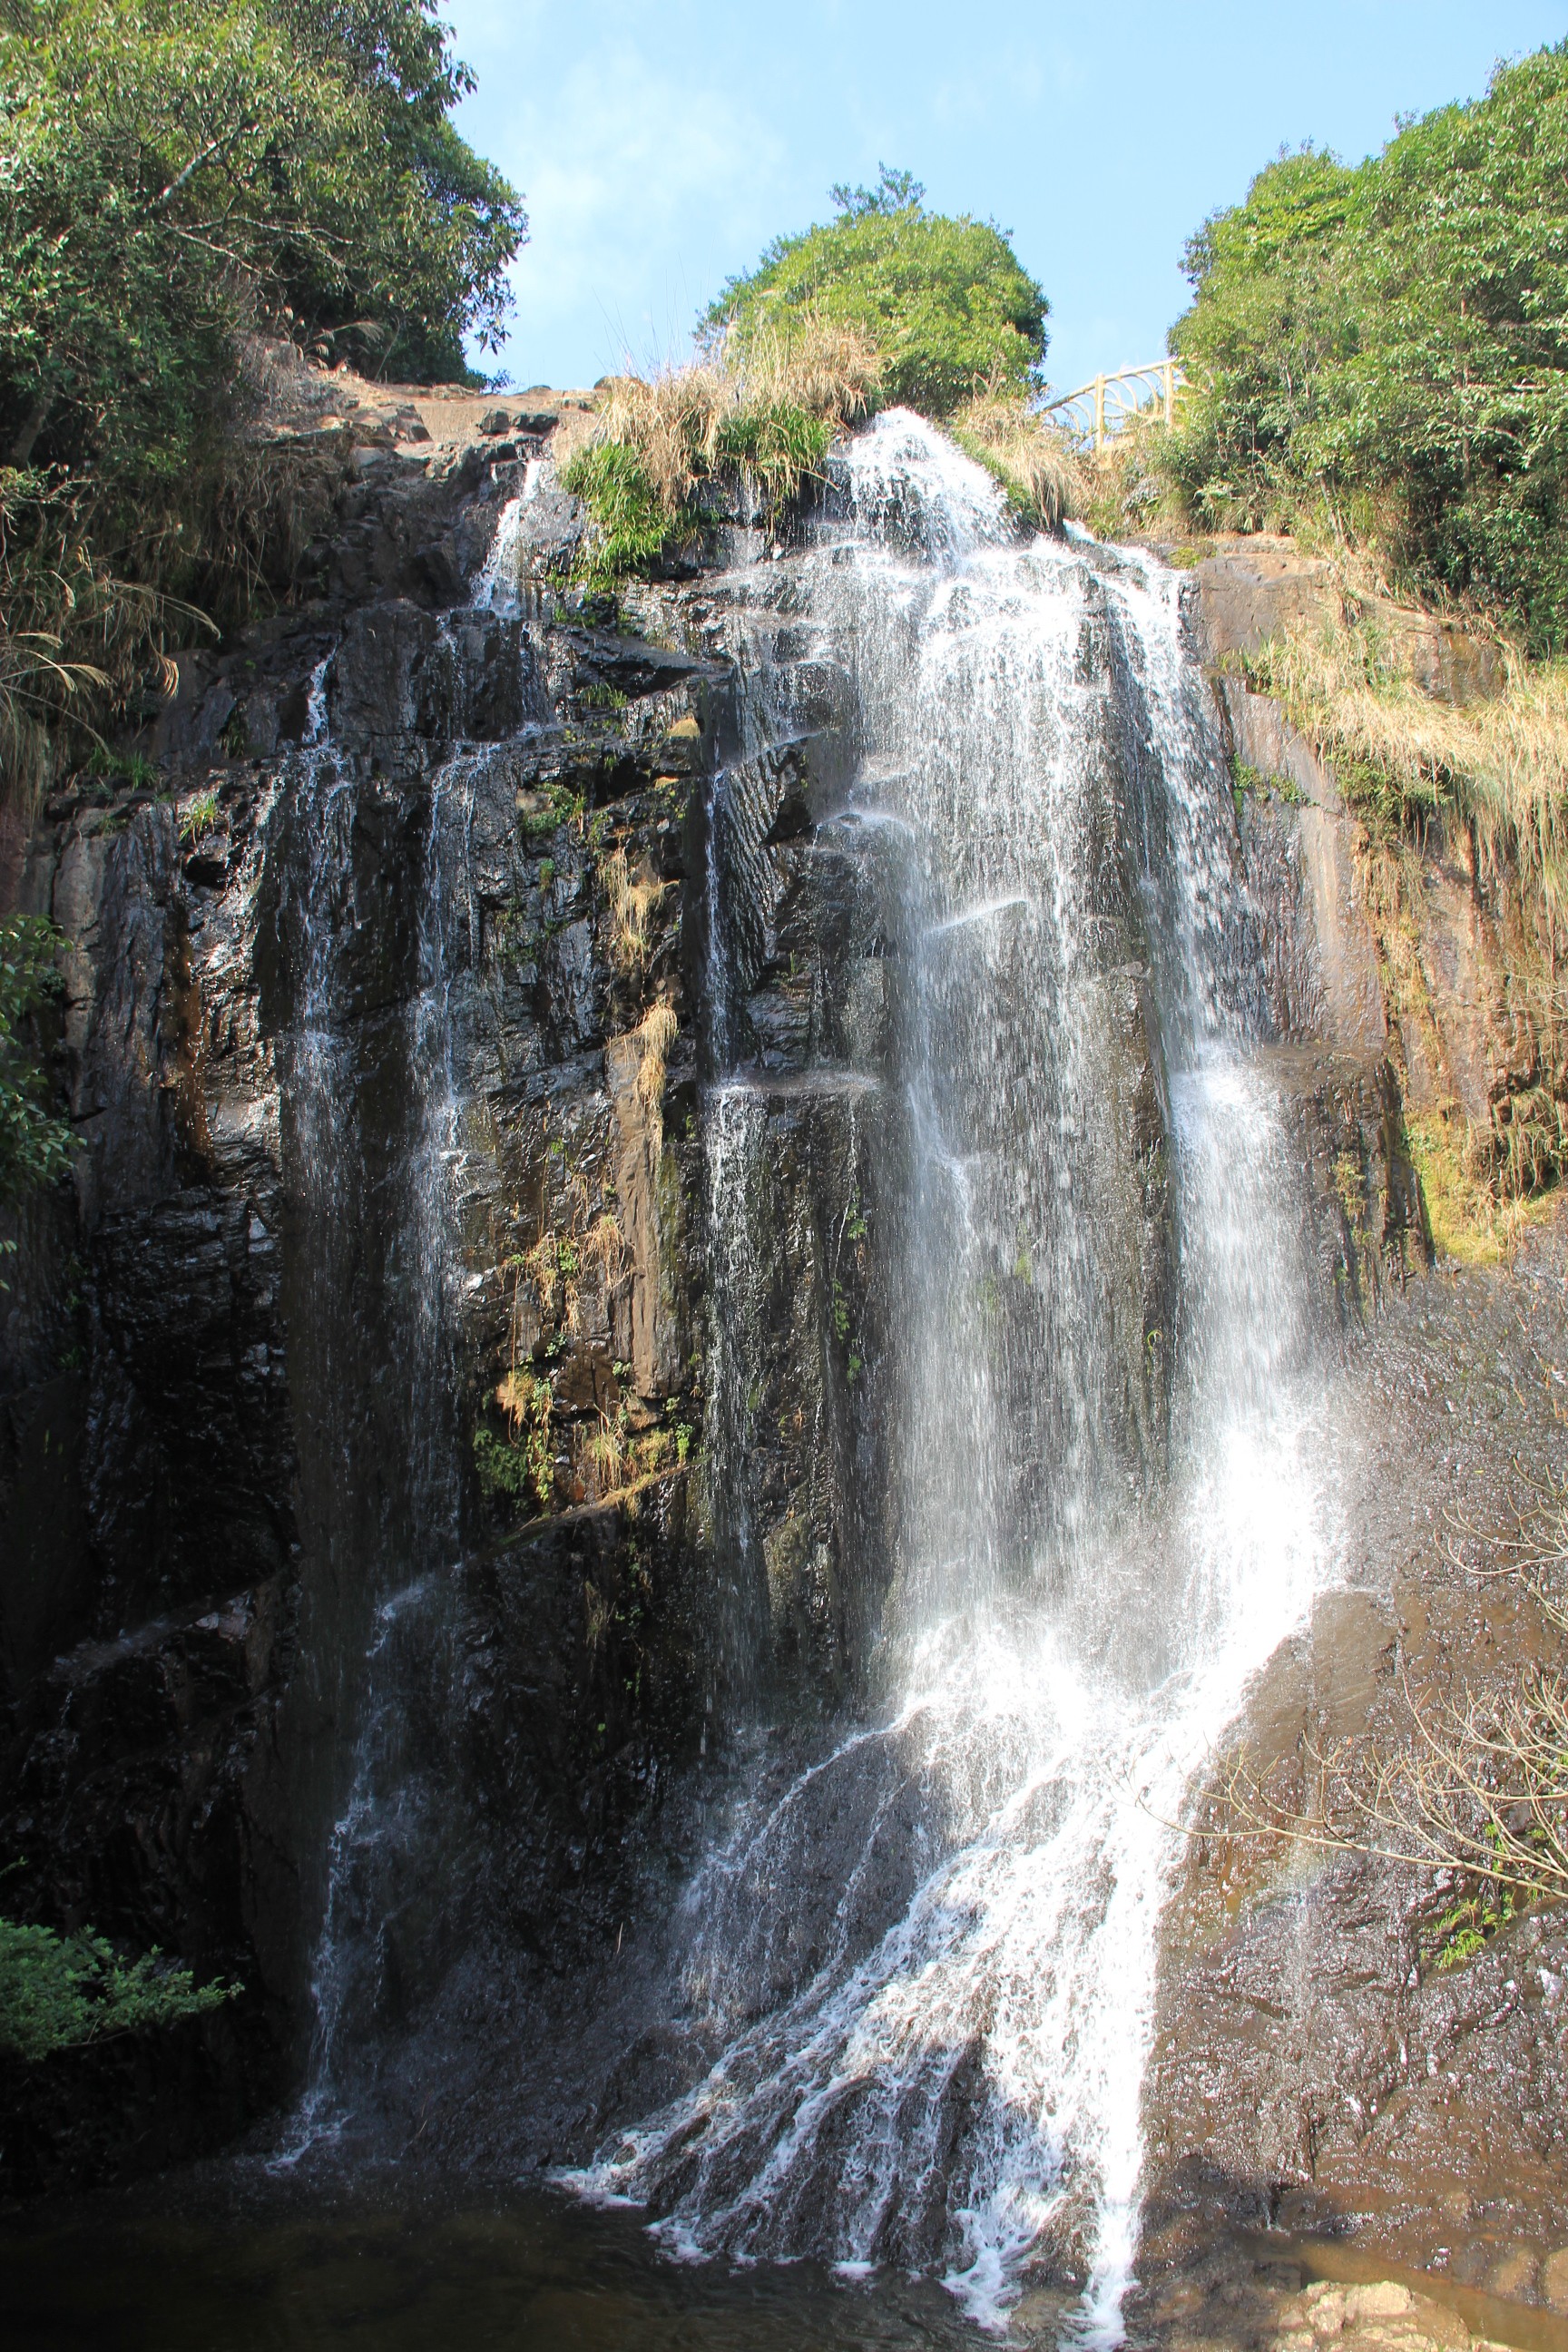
(0, 438), (906, 2183)
(0, 778), (301, 2188)
(0, 437), (715, 2182)
(1141, 1221), (1568, 2319)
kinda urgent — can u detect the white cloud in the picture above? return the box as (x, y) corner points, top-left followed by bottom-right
(448, 6), (798, 384)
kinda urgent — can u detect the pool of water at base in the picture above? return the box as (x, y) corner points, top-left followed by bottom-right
(0, 2171), (995, 2352)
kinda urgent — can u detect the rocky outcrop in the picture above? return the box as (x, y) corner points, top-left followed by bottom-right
(1136, 542), (1568, 2334)
(0, 398), (908, 2182)
(1192, 542), (1563, 1257)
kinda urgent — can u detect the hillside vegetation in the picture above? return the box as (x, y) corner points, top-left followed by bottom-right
(0, 0), (524, 817)
(562, 169), (1073, 580)
(1142, 44), (1568, 943)
(1168, 45), (1568, 655)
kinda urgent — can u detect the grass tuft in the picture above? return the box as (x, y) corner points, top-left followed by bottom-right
(603, 847), (670, 970)
(949, 393), (1083, 532)
(556, 318), (881, 581)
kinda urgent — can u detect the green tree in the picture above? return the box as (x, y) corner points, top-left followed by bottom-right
(705, 165), (1048, 417)
(0, 0), (527, 810)
(1168, 44), (1568, 651)
(1, 0), (528, 486)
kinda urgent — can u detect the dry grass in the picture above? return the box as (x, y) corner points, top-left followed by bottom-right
(495, 1367), (539, 1429)
(950, 393), (1083, 532)
(555, 365), (732, 514)
(556, 315), (882, 573)
(1254, 612), (1568, 919)
(735, 317), (884, 422)
(582, 1209), (628, 1281)
(622, 999), (679, 1153)
(586, 1412), (629, 1491)
(603, 847), (670, 969)
(558, 317), (881, 480)
(634, 1000), (678, 1112)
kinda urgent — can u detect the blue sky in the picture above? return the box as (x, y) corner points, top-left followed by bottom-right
(445, 1), (1568, 398)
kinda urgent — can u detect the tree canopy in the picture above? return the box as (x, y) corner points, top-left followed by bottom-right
(1167, 44), (1568, 651)
(704, 166), (1048, 418)
(0, 0), (525, 815)
(0, 0), (526, 491)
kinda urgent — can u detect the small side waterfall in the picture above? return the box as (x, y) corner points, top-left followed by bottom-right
(292, 755), (475, 2125)
(270, 593), (501, 2140)
(570, 415), (1330, 2332)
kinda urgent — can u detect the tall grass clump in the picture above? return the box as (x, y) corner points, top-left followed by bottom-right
(948, 390), (1083, 532)
(556, 318), (881, 582)
(1251, 612), (1568, 922)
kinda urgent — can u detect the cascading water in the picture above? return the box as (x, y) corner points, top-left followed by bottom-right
(273, 585), (499, 2142)
(290, 754), (475, 2129)
(570, 414), (1332, 2334)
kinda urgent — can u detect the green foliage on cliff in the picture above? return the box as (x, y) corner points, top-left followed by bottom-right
(0, 1909), (236, 2062)
(2, 0), (525, 460)
(0, 913), (73, 1207)
(705, 167), (1048, 418)
(557, 441), (674, 581)
(556, 326), (880, 582)
(0, 0), (525, 806)
(1167, 44), (1568, 652)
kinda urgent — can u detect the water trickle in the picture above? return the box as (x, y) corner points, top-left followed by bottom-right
(273, 543), (498, 2149)
(569, 413), (1332, 2334)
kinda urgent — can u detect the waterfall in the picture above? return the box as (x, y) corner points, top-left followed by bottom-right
(567, 414), (1331, 2334)
(272, 610), (487, 2145)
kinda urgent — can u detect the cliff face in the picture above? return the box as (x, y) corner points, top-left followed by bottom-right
(0, 398), (912, 2183)
(0, 403), (1561, 2291)
(1134, 546), (1568, 2335)
(0, 415), (717, 2182)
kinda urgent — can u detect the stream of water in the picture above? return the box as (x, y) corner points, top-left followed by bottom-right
(565, 414), (1331, 2336)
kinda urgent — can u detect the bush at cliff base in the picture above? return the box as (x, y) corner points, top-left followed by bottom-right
(0, 1911), (236, 2063)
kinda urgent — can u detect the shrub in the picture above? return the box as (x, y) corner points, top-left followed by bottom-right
(0, 1910), (237, 2062)
(0, 912), (73, 1207)
(706, 166), (1048, 417)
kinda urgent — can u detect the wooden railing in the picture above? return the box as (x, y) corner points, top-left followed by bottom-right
(1042, 360), (1185, 451)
